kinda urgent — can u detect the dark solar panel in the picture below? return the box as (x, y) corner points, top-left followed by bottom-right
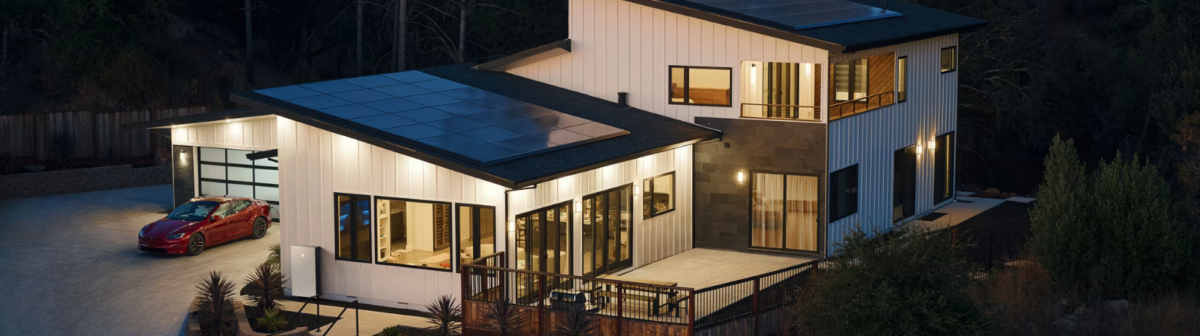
(254, 70), (628, 165)
(685, 0), (902, 29)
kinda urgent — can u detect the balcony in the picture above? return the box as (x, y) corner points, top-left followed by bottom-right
(829, 91), (895, 120)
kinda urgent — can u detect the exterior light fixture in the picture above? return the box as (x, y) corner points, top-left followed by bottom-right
(916, 144), (924, 155)
(750, 63), (757, 89)
(737, 171), (745, 183)
(633, 183), (641, 195)
(928, 140), (937, 151)
(575, 200), (582, 213)
(226, 119), (232, 123)
(508, 219), (515, 232)
(179, 150), (189, 165)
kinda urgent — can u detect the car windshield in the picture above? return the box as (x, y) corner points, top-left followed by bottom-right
(167, 201), (219, 221)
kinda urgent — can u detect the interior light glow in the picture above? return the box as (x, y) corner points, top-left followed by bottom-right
(737, 171), (745, 183)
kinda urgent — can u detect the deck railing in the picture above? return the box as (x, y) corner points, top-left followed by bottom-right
(740, 103), (821, 122)
(693, 258), (833, 331)
(829, 91), (894, 120)
(461, 252), (696, 335)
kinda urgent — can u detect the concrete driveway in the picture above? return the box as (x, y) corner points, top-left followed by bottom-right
(0, 185), (279, 336)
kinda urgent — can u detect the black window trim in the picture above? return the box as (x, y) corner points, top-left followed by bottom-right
(642, 171), (677, 219)
(668, 65), (733, 107)
(897, 56), (908, 103)
(512, 200), (574, 276)
(457, 202), (498, 273)
(747, 170), (822, 253)
(373, 195), (456, 273)
(581, 183), (636, 277)
(940, 46), (957, 74)
(829, 164), (859, 222)
(893, 144), (918, 223)
(933, 131), (956, 205)
(333, 192), (374, 264)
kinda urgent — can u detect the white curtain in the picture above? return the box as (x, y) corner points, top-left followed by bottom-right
(786, 175), (819, 251)
(752, 173), (784, 249)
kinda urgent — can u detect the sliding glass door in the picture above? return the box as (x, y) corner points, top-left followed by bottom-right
(515, 202), (572, 275)
(582, 184), (633, 277)
(751, 173), (819, 252)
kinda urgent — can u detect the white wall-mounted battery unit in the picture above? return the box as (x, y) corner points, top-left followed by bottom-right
(290, 245), (321, 298)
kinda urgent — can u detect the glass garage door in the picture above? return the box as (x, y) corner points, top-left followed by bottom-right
(198, 147), (280, 220)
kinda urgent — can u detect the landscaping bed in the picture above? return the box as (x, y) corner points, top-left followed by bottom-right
(244, 305), (340, 334)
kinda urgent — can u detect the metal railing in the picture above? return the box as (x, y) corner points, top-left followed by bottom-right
(462, 254), (696, 334)
(693, 258), (832, 331)
(952, 216), (1032, 271)
(740, 103), (821, 122)
(829, 91), (894, 120)
(318, 300), (358, 336)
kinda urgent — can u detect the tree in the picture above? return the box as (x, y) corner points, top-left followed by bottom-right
(794, 225), (988, 336)
(1028, 135), (1092, 295)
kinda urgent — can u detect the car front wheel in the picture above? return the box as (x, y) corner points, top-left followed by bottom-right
(251, 217), (268, 239)
(186, 234), (206, 256)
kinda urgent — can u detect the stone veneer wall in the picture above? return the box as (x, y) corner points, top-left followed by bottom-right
(693, 117), (828, 255)
(0, 165), (170, 200)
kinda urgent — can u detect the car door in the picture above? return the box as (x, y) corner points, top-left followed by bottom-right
(227, 200), (254, 238)
(206, 201), (236, 244)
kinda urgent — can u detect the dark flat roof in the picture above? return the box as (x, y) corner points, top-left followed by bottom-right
(231, 64), (720, 189)
(630, 0), (987, 53)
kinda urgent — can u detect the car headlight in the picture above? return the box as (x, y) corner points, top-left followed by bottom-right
(167, 233), (186, 240)
(139, 227), (147, 237)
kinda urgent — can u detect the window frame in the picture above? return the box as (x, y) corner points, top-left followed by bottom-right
(833, 58), (869, 103)
(940, 46), (957, 74)
(457, 203), (498, 271)
(893, 145), (918, 223)
(897, 56), (908, 103)
(668, 65), (733, 107)
(829, 165), (859, 222)
(513, 201), (574, 275)
(197, 147), (280, 221)
(748, 170), (822, 253)
(933, 132), (956, 205)
(642, 172), (677, 219)
(582, 183), (635, 277)
(333, 193), (373, 264)
(373, 196), (455, 272)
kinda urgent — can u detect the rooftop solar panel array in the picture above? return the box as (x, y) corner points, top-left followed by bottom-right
(255, 71), (628, 165)
(684, 0), (902, 30)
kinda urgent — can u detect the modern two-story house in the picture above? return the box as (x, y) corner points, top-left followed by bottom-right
(137, 0), (984, 316)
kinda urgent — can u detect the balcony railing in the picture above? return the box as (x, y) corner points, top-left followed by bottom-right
(740, 103), (821, 122)
(829, 91), (895, 120)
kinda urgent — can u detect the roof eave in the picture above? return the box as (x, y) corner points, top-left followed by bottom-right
(474, 39), (572, 72)
(624, 0), (846, 53)
(840, 20), (989, 53)
(123, 107), (271, 130)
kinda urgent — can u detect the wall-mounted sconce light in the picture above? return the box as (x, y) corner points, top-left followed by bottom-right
(226, 119), (232, 123)
(916, 144), (924, 155)
(575, 200), (582, 213)
(737, 171), (745, 183)
(750, 64), (758, 90)
(928, 140), (937, 151)
(633, 183), (641, 195)
(508, 219), (515, 232)
(179, 150), (189, 165)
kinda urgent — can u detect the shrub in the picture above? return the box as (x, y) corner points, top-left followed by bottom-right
(255, 307), (288, 332)
(195, 271), (238, 336)
(0, 152), (19, 174)
(794, 225), (990, 336)
(379, 326), (404, 336)
(551, 306), (596, 336)
(50, 131), (77, 169)
(424, 295), (462, 336)
(266, 243), (281, 267)
(1031, 135), (1194, 299)
(481, 299), (527, 336)
(242, 263), (286, 314)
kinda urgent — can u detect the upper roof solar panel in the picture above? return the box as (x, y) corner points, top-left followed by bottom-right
(684, 0), (902, 30)
(254, 70), (628, 165)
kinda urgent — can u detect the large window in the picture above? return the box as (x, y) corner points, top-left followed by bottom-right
(198, 147), (279, 220)
(934, 133), (956, 204)
(897, 56), (908, 102)
(893, 146), (918, 222)
(583, 185), (632, 277)
(740, 61), (821, 121)
(941, 47), (957, 73)
(669, 66), (732, 106)
(751, 173), (819, 252)
(515, 202), (572, 275)
(833, 58), (868, 101)
(375, 197), (453, 270)
(458, 204), (497, 265)
(642, 172), (675, 219)
(829, 165), (858, 221)
(335, 193), (372, 263)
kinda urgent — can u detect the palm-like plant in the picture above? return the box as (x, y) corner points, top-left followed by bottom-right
(266, 244), (281, 267)
(425, 295), (462, 336)
(242, 262), (286, 314)
(481, 299), (527, 336)
(195, 271), (238, 336)
(256, 307), (289, 332)
(379, 326), (404, 336)
(551, 306), (596, 336)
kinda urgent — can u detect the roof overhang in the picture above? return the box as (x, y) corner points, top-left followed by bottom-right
(624, 0), (846, 53)
(123, 107), (274, 130)
(473, 39), (573, 72)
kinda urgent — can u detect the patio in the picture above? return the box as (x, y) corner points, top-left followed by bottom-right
(617, 248), (816, 290)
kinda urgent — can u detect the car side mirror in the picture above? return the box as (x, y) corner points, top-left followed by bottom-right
(211, 215), (223, 221)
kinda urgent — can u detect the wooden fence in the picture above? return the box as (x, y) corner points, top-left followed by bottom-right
(0, 107), (208, 160)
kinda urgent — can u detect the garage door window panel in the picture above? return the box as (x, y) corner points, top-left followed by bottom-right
(197, 147), (281, 220)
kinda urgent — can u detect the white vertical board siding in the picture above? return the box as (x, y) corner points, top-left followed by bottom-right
(276, 116), (507, 312)
(169, 117), (277, 150)
(506, 146), (693, 274)
(826, 35), (959, 254)
(508, 0), (829, 124)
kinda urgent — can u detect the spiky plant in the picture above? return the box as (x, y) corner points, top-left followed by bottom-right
(195, 271), (238, 336)
(481, 299), (527, 336)
(379, 326), (404, 336)
(242, 262), (286, 314)
(425, 295), (462, 336)
(551, 306), (596, 336)
(266, 244), (281, 267)
(256, 307), (289, 332)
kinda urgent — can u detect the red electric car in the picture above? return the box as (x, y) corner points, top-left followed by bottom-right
(139, 196), (272, 256)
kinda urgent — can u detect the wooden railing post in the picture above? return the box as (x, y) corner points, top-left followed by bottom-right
(617, 282), (624, 336)
(461, 264), (469, 324)
(753, 278), (760, 336)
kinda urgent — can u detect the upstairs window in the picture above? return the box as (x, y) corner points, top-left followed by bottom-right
(642, 172), (675, 219)
(829, 165), (858, 222)
(897, 56), (908, 102)
(669, 66), (732, 107)
(833, 59), (868, 102)
(941, 47), (957, 73)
